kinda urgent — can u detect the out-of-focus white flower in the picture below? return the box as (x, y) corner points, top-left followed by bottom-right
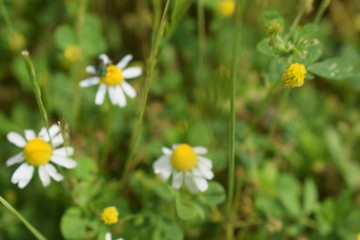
(105, 232), (124, 240)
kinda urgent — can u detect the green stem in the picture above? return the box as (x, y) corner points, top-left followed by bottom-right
(100, 105), (114, 169)
(314, 0), (331, 25)
(268, 88), (290, 138)
(290, 6), (305, 29)
(226, 1), (241, 240)
(0, 0), (14, 31)
(21, 50), (51, 139)
(120, 0), (171, 187)
(0, 196), (47, 240)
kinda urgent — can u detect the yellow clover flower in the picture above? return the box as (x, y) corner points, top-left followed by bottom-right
(153, 144), (214, 193)
(281, 63), (307, 88)
(218, 0), (235, 18)
(101, 206), (119, 225)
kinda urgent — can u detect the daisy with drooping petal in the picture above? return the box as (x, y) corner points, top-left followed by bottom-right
(105, 232), (124, 240)
(153, 144), (214, 193)
(79, 53), (141, 107)
(6, 124), (77, 189)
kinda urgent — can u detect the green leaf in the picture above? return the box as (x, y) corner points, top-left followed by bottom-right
(60, 207), (87, 240)
(303, 178), (318, 214)
(308, 58), (354, 80)
(159, 218), (184, 240)
(72, 157), (97, 181)
(54, 25), (75, 49)
(277, 174), (301, 217)
(175, 196), (201, 220)
(256, 38), (278, 57)
(199, 181), (226, 205)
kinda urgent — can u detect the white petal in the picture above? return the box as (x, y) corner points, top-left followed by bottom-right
(122, 67), (142, 79)
(51, 134), (64, 147)
(6, 152), (24, 167)
(114, 85), (126, 107)
(193, 146), (208, 155)
(7, 132), (26, 148)
(45, 164), (63, 182)
(24, 129), (36, 141)
(105, 233), (112, 240)
(99, 53), (111, 65)
(191, 172), (208, 192)
(185, 172), (198, 193)
(51, 155), (77, 169)
(53, 147), (74, 156)
(108, 86), (119, 105)
(196, 164), (214, 179)
(117, 54), (133, 69)
(86, 65), (97, 74)
(95, 84), (107, 105)
(79, 77), (100, 87)
(11, 163), (34, 189)
(49, 124), (61, 138)
(198, 156), (213, 169)
(172, 171), (184, 189)
(38, 166), (51, 187)
(161, 147), (172, 155)
(38, 127), (49, 141)
(153, 156), (172, 180)
(121, 81), (136, 98)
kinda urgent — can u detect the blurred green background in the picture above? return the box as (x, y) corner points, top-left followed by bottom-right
(1, 0), (360, 239)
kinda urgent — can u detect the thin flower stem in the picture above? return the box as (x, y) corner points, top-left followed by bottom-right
(314, 0), (331, 25)
(0, 196), (47, 240)
(226, 1), (241, 239)
(21, 50), (51, 140)
(290, 6), (305, 29)
(0, 0), (14, 31)
(268, 89), (290, 138)
(100, 105), (114, 169)
(120, 0), (171, 187)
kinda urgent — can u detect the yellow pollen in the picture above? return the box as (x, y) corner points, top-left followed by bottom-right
(23, 138), (52, 166)
(218, 0), (235, 18)
(282, 63), (307, 88)
(101, 206), (119, 225)
(171, 144), (197, 171)
(101, 65), (124, 86)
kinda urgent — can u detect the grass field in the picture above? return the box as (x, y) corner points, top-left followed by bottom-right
(1, 0), (360, 239)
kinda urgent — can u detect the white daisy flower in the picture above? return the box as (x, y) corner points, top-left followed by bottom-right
(153, 144), (214, 193)
(5, 124), (77, 189)
(105, 232), (124, 240)
(79, 53), (141, 107)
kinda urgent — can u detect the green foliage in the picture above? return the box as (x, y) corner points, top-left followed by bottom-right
(1, 0), (360, 240)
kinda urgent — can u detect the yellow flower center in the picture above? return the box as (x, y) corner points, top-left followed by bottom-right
(101, 65), (124, 86)
(23, 138), (53, 166)
(282, 63), (307, 88)
(171, 144), (197, 171)
(218, 0), (235, 18)
(101, 206), (119, 225)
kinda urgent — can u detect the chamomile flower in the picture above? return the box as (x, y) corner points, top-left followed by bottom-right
(80, 54), (141, 107)
(282, 63), (307, 88)
(153, 144), (214, 193)
(5, 124), (76, 189)
(105, 232), (124, 240)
